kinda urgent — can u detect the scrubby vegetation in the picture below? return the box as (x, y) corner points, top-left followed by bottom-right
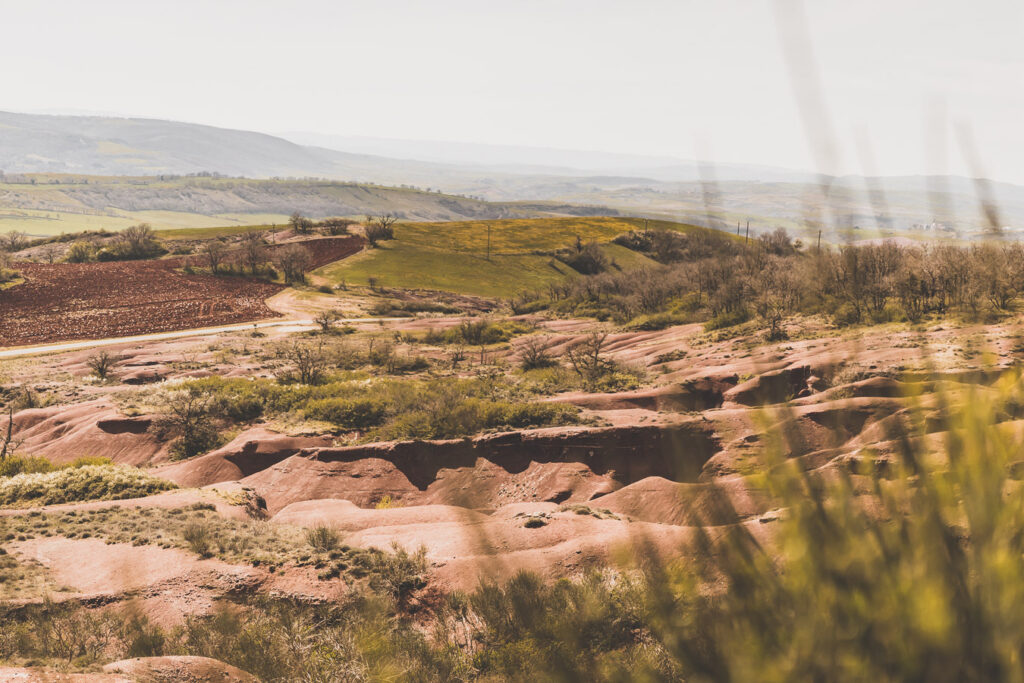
(0, 461), (175, 507)
(402, 319), (535, 346)
(63, 223), (168, 263)
(0, 252), (18, 286)
(171, 373), (580, 442)
(518, 226), (1024, 337)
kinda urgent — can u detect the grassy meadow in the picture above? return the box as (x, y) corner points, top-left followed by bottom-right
(316, 216), (711, 297)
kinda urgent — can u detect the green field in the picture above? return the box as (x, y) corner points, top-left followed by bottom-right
(315, 216), (712, 298)
(152, 223), (284, 240)
(0, 207), (293, 238)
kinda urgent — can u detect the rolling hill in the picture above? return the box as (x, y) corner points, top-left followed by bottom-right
(0, 174), (617, 236)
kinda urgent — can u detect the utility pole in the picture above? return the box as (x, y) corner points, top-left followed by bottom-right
(817, 230), (822, 252)
(745, 220), (749, 244)
(736, 221), (740, 235)
(486, 224), (491, 262)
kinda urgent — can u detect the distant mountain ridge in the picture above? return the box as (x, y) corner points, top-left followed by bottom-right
(4, 110), (1024, 238)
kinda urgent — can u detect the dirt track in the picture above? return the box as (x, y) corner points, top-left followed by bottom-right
(0, 236), (363, 347)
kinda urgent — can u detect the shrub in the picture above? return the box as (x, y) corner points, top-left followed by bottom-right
(375, 494), (398, 509)
(305, 397), (387, 430)
(0, 454), (55, 477)
(364, 543), (427, 600)
(704, 308), (751, 331)
(65, 241), (96, 263)
(519, 336), (557, 370)
(557, 241), (610, 274)
(626, 311), (689, 331)
(86, 350), (119, 380)
(304, 524), (341, 552)
(183, 521), (214, 557)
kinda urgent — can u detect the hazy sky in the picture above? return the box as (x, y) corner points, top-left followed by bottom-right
(3, 0), (1022, 181)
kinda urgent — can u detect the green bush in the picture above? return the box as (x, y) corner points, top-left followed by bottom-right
(0, 455), (55, 477)
(305, 397), (387, 430)
(64, 241), (96, 263)
(704, 308), (751, 330)
(210, 393), (264, 422)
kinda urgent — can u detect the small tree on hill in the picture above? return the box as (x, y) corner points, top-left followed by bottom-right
(290, 211), (314, 234)
(365, 214), (397, 247)
(155, 386), (220, 459)
(120, 223), (157, 257)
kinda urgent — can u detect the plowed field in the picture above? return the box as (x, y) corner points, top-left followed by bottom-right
(0, 236), (362, 347)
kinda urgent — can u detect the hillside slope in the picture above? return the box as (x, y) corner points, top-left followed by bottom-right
(0, 175), (616, 235)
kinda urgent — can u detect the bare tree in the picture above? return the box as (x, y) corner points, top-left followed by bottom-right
(275, 244), (312, 284)
(565, 332), (612, 389)
(39, 243), (62, 264)
(286, 341), (328, 384)
(86, 350), (119, 381)
(120, 223), (156, 256)
(0, 404), (18, 461)
(314, 309), (338, 333)
(240, 230), (266, 274)
(519, 335), (556, 370)
(365, 214), (397, 247)
(203, 240), (228, 274)
(0, 231), (28, 253)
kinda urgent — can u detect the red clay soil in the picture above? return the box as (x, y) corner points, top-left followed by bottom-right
(156, 422), (721, 514)
(0, 236), (362, 347)
(103, 656), (257, 682)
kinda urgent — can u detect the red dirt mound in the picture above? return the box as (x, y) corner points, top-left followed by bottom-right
(103, 656), (256, 682)
(153, 428), (335, 487)
(13, 399), (169, 466)
(164, 423), (721, 513)
(8, 537), (260, 624)
(0, 669), (130, 682)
